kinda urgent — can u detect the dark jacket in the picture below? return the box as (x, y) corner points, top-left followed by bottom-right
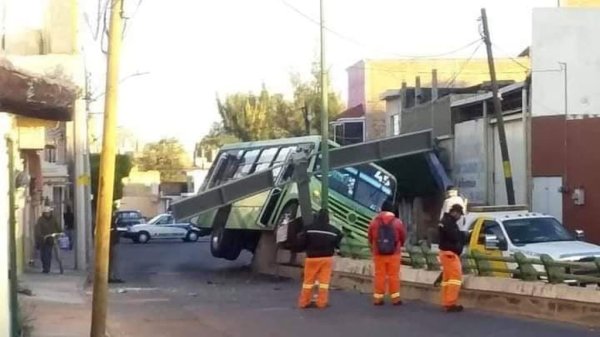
(64, 211), (75, 230)
(368, 211), (406, 255)
(438, 213), (464, 256)
(298, 223), (343, 258)
(35, 216), (61, 246)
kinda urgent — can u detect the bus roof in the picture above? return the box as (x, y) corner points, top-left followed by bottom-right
(219, 136), (396, 179)
(220, 135), (323, 151)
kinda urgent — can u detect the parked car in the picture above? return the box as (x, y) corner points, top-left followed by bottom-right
(125, 213), (203, 244)
(112, 210), (145, 233)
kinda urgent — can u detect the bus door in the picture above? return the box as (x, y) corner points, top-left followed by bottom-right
(258, 146), (298, 227)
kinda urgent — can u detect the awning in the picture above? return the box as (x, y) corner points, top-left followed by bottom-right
(377, 151), (451, 199)
(0, 58), (76, 121)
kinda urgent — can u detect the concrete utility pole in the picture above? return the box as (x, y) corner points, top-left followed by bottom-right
(7, 138), (18, 337)
(481, 8), (516, 205)
(319, 0), (330, 210)
(90, 0), (124, 335)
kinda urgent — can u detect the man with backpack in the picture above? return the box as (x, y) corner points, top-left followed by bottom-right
(368, 200), (406, 306)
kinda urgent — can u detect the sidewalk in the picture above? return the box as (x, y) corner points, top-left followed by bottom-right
(19, 249), (91, 337)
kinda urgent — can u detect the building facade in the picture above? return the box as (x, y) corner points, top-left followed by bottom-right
(531, 8), (600, 243)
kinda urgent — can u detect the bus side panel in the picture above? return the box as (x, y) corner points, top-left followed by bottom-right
(226, 191), (271, 230)
(193, 209), (218, 229)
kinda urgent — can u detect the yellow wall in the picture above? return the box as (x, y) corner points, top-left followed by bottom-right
(562, 0), (600, 6)
(362, 58), (530, 114)
(356, 57), (529, 139)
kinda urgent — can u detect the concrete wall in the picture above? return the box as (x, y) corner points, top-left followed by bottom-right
(399, 96), (453, 138)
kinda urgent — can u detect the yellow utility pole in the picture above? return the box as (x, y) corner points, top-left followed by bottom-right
(90, 0), (124, 336)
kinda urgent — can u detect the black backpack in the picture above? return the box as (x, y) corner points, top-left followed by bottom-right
(376, 221), (397, 255)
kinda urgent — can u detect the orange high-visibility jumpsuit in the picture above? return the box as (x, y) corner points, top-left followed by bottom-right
(368, 211), (406, 305)
(373, 254), (401, 304)
(298, 257), (333, 309)
(439, 250), (462, 308)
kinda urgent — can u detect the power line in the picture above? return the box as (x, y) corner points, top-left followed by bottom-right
(491, 43), (530, 71)
(445, 42), (484, 88)
(279, 0), (482, 60)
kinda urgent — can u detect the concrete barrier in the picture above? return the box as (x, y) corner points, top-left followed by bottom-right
(254, 250), (600, 328)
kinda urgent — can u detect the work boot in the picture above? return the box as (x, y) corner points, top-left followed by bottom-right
(392, 300), (403, 306)
(445, 305), (464, 313)
(373, 301), (384, 306)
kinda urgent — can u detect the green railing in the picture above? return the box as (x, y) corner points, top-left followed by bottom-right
(338, 241), (600, 286)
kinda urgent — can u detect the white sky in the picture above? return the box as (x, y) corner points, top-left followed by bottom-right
(85, 0), (558, 153)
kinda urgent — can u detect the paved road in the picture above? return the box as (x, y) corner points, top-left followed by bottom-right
(107, 239), (598, 337)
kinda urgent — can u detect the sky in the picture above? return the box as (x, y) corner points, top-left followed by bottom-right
(84, 0), (558, 154)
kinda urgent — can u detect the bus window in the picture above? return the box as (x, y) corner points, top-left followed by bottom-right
(254, 147), (279, 172)
(233, 149), (261, 178)
(209, 150), (243, 187)
(272, 146), (296, 178)
(329, 168), (357, 199)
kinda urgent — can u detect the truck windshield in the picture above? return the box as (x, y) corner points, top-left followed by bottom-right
(503, 217), (575, 245)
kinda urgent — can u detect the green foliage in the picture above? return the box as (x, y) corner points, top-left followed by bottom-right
(90, 154), (133, 204)
(207, 66), (343, 148)
(136, 138), (191, 183)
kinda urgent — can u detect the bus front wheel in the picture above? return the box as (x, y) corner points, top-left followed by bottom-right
(210, 225), (241, 259)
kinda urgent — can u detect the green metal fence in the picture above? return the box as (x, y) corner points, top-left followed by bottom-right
(339, 241), (600, 286)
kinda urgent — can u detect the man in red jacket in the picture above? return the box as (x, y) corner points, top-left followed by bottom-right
(368, 200), (407, 305)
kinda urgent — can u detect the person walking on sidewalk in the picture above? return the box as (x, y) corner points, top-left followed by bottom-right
(297, 209), (342, 309)
(439, 204), (466, 313)
(368, 200), (406, 306)
(63, 205), (75, 250)
(35, 206), (61, 273)
(109, 216), (125, 283)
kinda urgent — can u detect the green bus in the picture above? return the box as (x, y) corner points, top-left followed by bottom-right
(193, 135), (397, 260)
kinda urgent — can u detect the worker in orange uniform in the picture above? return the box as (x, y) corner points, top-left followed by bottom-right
(297, 209), (342, 309)
(368, 200), (406, 306)
(438, 204), (466, 313)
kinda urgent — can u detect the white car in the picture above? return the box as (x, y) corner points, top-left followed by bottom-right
(125, 213), (202, 244)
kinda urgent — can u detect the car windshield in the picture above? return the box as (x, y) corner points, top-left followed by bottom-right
(147, 215), (164, 224)
(503, 217), (575, 245)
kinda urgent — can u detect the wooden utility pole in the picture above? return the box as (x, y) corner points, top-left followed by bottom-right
(90, 0), (124, 335)
(481, 8), (516, 205)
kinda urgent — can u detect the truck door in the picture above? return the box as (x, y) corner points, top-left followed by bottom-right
(469, 218), (510, 277)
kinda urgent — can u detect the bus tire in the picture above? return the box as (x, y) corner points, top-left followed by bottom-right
(210, 225), (239, 259)
(223, 242), (242, 261)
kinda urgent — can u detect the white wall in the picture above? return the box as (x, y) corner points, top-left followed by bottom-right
(454, 119), (486, 204)
(492, 118), (527, 205)
(532, 9), (600, 117)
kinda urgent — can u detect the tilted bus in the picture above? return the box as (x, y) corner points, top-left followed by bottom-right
(193, 135), (397, 260)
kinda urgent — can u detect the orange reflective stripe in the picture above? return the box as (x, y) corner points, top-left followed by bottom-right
(318, 283), (329, 290)
(302, 283), (313, 289)
(390, 292), (400, 299)
(373, 293), (385, 299)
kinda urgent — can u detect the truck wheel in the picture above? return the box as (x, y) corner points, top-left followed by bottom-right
(223, 242), (242, 261)
(210, 225), (239, 258)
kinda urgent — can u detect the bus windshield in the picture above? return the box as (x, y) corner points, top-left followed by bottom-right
(316, 157), (396, 212)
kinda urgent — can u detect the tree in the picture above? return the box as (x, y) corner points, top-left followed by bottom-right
(136, 138), (191, 182)
(215, 65), (344, 142)
(90, 154), (133, 204)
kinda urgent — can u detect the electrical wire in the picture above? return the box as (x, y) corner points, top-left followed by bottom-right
(279, 0), (482, 60)
(445, 42), (484, 88)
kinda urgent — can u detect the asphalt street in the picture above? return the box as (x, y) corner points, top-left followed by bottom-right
(106, 238), (598, 337)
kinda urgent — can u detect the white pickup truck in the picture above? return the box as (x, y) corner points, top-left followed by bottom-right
(463, 206), (600, 275)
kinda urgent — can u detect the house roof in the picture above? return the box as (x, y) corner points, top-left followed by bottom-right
(0, 58), (77, 121)
(333, 104), (365, 120)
